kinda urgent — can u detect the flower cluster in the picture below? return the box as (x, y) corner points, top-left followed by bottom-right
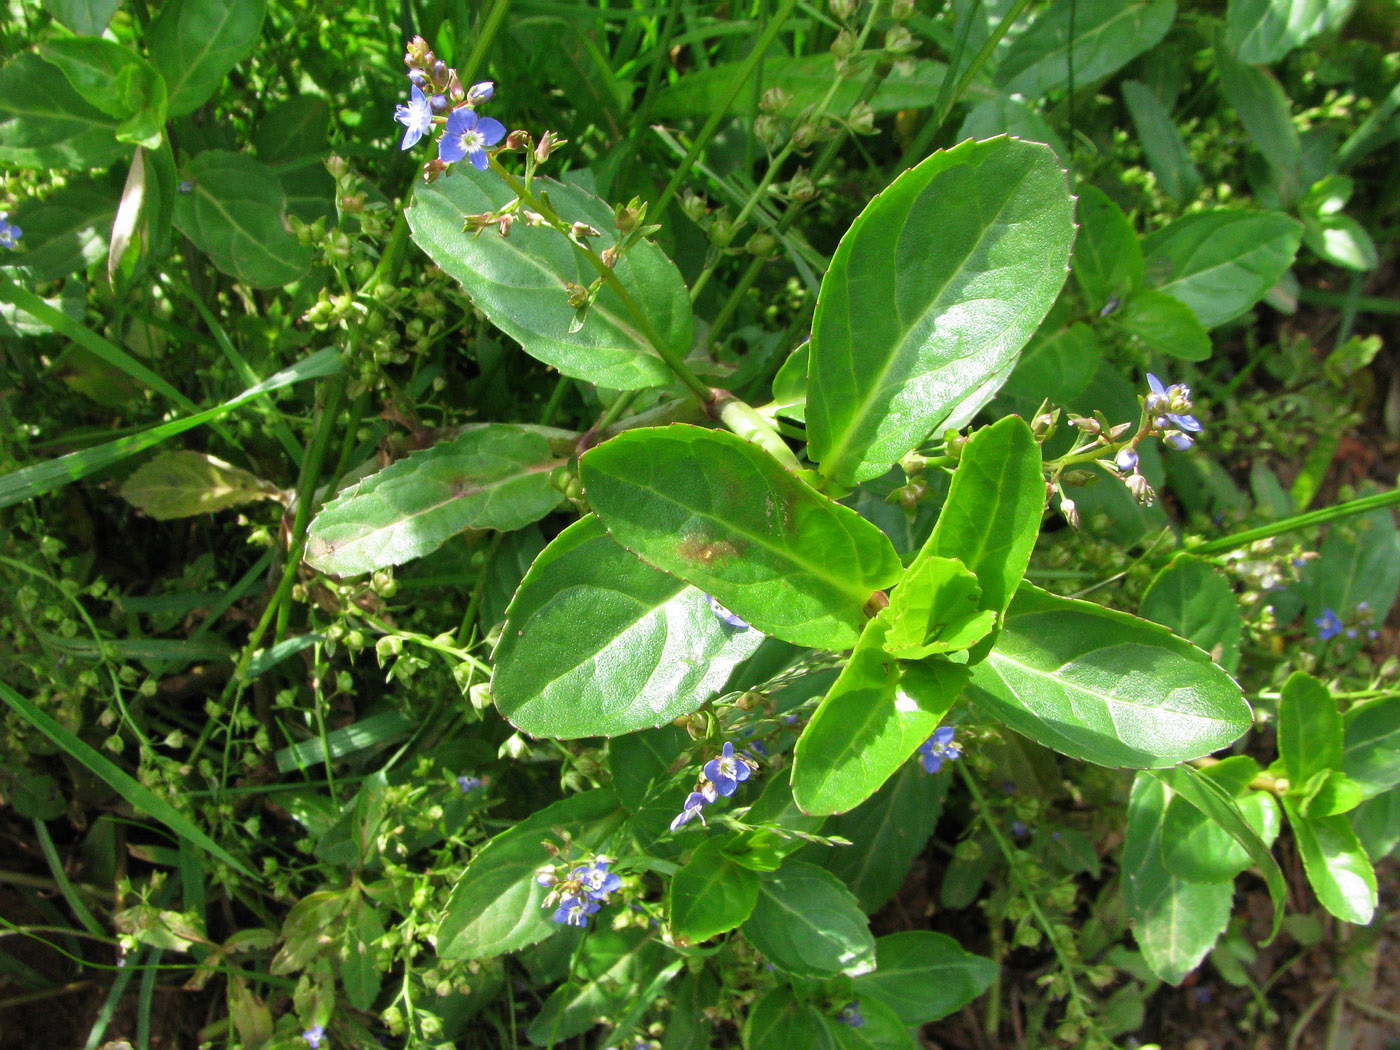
(455, 774), (482, 793)
(301, 1025), (325, 1049)
(669, 741), (757, 831)
(836, 1001), (865, 1028)
(0, 211), (21, 250)
(1143, 373), (1202, 451)
(917, 725), (960, 774)
(396, 36), (504, 175)
(1314, 602), (1379, 642)
(536, 857), (621, 927)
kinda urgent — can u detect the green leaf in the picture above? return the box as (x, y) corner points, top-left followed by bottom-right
(0, 52), (130, 170)
(580, 425), (902, 650)
(253, 96), (330, 166)
(1, 177), (118, 281)
(1282, 797), (1377, 924)
(41, 0), (123, 35)
(407, 167), (691, 391)
(1114, 289), (1212, 362)
(0, 682), (253, 878)
(1343, 697), (1400, 800)
(827, 996), (916, 1050)
(958, 92), (1070, 164)
(304, 426), (562, 577)
(1351, 787), (1400, 861)
(816, 762), (948, 912)
(608, 724), (689, 812)
(0, 345), (342, 510)
(148, 0), (266, 116)
(904, 416), (1044, 658)
(649, 55), (948, 119)
(38, 39), (165, 126)
(881, 557), (995, 659)
(743, 988), (831, 1050)
(1073, 186), (1144, 310)
(770, 341), (808, 423)
(792, 618), (966, 815)
(997, 322), (1104, 412)
(741, 860), (875, 978)
(1142, 209), (1302, 327)
(173, 150), (312, 288)
(996, 0), (1175, 97)
(525, 928), (668, 1045)
(1140, 555), (1243, 672)
(1122, 79), (1202, 202)
(1226, 0), (1356, 64)
(668, 838), (760, 943)
(1302, 212), (1379, 271)
(1214, 33), (1304, 204)
(1298, 770), (1363, 818)
(1160, 759), (1280, 882)
(339, 899), (385, 1011)
(1121, 772), (1233, 984)
(437, 789), (625, 961)
(968, 583), (1253, 768)
(120, 450), (280, 520)
(492, 515), (763, 739)
(1151, 764), (1286, 937)
(1278, 672), (1342, 788)
(806, 137), (1074, 488)
(852, 931), (997, 1024)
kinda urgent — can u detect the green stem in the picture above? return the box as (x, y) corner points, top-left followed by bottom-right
(457, 0), (511, 87)
(652, 0), (801, 218)
(1192, 488), (1400, 557)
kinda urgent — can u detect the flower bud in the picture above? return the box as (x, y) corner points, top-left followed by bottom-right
(564, 282), (589, 308)
(900, 450), (927, 474)
(897, 478), (928, 511)
(753, 114), (784, 148)
(446, 71), (464, 102)
(535, 130), (565, 162)
(848, 101), (877, 135)
(788, 169), (816, 202)
(745, 231), (777, 257)
(791, 121), (819, 150)
(760, 87), (791, 114)
(1060, 497), (1079, 529)
(325, 154), (349, 178)
(505, 129), (532, 151)
(708, 217), (735, 249)
(680, 191), (708, 225)
(600, 246), (620, 268)
(828, 0), (857, 20)
(831, 28), (856, 61)
(1126, 473), (1155, 505)
(569, 221), (601, 241)
(422, 158), (448, 183)
(1114, 446), (1139, 472)
(466, 80), (494, 105)
(884, 25), (917, 54)
(890, 0), (915, 19)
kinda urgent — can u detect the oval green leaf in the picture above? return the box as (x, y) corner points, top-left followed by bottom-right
(1343, 697), (1400, 800)
(741, 860), (875, 979)
(668, 838), (760, 943)
(1277, 671), (1342, 788)
(852, 931), (997, 1024)
(968, 583), (1253, 768)
(1282, 797), (1377, 925)
(492, 515), (764, 739)
(407, 167), (692, 391)
(996, 0), (1175, 97)
(172, 150), (312, 289)
(148, 0), (266, 117)
(792, 619), (967, 815)
(305, 425), (563, 577)
(1142, 209), (1302, 327)
(0, 52), (130, 170)
(806, 136), (1074, 488)
(437, 788), (625, 961)
(580, 425), (903, 650)
(1140, 554), (1243, 672)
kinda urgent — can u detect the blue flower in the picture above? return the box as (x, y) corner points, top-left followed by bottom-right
(706, 594), (749, 629)
(573, 859), (622, 900)
(836, 1001), (865, 1028)
(394, 84), (435, 150)
(553, 893), (601, 927)
(670, 790), (710, 831)
(0, 212), (21, 250)
(302, 1025), (326, 1049)
(438, 107), (506, 169)
(703, 742), (753, 798)
(1099, 295), (1121, 317)
(917, 725), (960, 774)
(1010, 820), (1029, 838)
(1145, 374), (1202, 436)
(1314, 607), (1343, 641)
(456, 774), (482, 793)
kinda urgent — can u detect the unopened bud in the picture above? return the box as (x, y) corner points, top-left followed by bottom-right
(897, 478), (928, 511)
(600, 246), (619, 268)
(564, 282), (589, 308)
(446, 71), (464, 102)
(432, 60), (449, 81)
(535, 130), (565, 163)
(680, 191), (708, 225)
(753, 114), (784, 148)
(325, 154), (349, 178)
(890, 0), (914, 18)
(848, 101), (877, 135)
(1126, 473), (1155, 506)
(791, 122), (820, 150)
(340, 192), (365, 214)
(760, 87), (791, 114)
(422, 158), (448, 183)
(944, 431), (968, 458)
(569, 221), (601, 241)
(735, 691), (763, 711)
(1031, 409), (1058, 438)
(788, 170), (816, 202)
(1115, 446), (1139, 472)
(884, 25), (917, 54)
(505, 129), (532, 151)
(900, 450), (927, 474)
(614, 197), (644, 234)
(466, 80), (494, 105)
(746, 232), (777, 256)
(1060, 497), (1079, 529)
(708, 217), (735, 249)
(829, 0), (857, 20)
(831, 28), (856, 61)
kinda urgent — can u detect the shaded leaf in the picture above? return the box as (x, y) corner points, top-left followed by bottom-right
(997, 0), (1175, 96)
(1140, 555), (1243, 672)
(852, 931), (996, 1024)
(1343, 697), (1400, 800)
(1122, 80), (1201, 202)
(148, 0), (266, 116)
(121, 450), (280, 520)
(0, 52), (130, 170)
(669, 838), (760, 943)
(1227, 0), (1356, 64)
(741, 861), (875, 978)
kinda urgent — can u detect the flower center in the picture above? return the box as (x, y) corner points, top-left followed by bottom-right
(460, 129), (485, 151)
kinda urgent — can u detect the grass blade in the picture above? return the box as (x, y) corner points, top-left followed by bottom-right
(0, 682), (254, 878)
